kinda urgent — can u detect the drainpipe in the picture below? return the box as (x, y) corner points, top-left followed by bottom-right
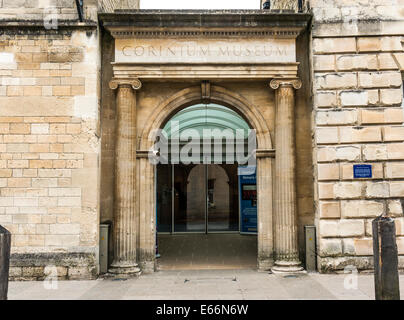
(75, 0), (84, 22)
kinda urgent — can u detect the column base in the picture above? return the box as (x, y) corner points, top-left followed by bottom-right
(271, 260), (305, 274)
(258, 258), (274, 272)
(108, 261), (141, 277)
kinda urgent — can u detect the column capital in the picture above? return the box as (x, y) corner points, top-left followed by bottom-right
(269, 78), (302, 90)
(109, 78), (142, 90)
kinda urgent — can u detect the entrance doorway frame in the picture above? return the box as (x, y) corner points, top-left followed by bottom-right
(101, 10), (311, 274)
(137, 85), (275, 272)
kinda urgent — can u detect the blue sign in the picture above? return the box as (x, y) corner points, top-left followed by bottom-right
(354, 164), (372, 178)
(238, 166), (257, 234)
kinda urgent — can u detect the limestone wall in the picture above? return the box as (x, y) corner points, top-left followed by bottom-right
(0, 27), (101, 280)
(0, 0), (98, 22)
(311, 0), (404, 271)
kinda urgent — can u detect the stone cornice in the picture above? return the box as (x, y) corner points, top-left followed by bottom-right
(99, 11), (311, 39)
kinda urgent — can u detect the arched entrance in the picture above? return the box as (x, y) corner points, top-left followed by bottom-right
(155, 102), (258, 270)
(134, 85), (275, 272)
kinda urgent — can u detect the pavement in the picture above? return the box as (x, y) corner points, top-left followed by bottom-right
(8, 269), (404, 300)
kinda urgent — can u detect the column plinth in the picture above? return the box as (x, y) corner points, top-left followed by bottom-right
(270, 78), (304, 274)
(108, 79), (142, 276)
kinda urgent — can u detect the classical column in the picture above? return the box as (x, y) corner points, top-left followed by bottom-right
(270, 78), (303, 273)
(256, 152), (274, 271)
(108, 78), (142, 276)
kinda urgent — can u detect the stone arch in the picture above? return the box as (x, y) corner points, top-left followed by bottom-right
(139, 85), (273, 151)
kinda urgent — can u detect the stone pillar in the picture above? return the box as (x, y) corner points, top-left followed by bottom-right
(138, 154), (156, 273)
(256, 152), (274, 271)
(270, 78), (303, 273)
(108, 78), (142, 276)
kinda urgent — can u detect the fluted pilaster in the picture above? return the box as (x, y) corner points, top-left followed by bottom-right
(109, 78), (142, 276)
(270, 78), (303, 273)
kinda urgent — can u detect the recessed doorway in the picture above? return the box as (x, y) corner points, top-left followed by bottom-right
(155, 103), (258, 270)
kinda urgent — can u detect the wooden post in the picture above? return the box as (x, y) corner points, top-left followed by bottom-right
(372, 216), (400, 300)
(0, 225), (11, 300)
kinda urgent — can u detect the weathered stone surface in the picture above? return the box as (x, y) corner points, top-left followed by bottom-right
(341, 200), (384, 218)
(319, 201), (340, 219)
(320, 219), (364, 238)
(319, 238), (342, 256)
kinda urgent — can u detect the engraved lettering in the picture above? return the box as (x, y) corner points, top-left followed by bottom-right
(199, 46), (210, 56)
(219, 47), (230, 56)
(233, 45), (241, 56)
(167, 47), (176, 56)
(122, 46), (133, 57)
(118, 40), (292, 62)
(148, 46), (157, 56)
(134, 46), (145, 56)
(187, 46), (196, 56)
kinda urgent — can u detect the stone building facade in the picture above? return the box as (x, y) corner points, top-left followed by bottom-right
(0, 0), (402, 280)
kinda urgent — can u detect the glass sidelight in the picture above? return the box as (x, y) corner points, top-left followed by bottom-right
(156, 164), (239, 234)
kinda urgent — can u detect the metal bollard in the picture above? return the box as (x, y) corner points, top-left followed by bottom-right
(372, 216), (400, 300)
(0, 225), (11, 300)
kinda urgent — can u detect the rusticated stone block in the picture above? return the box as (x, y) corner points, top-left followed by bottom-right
(314, 55), (335, 71)
(336, 54), (378, 71)
(319, 201), (340, 219)
(320, 219), (364, 238)
(358, 72), (402, 89)
(365, 182), (389, 198)
(341, 200), (384, 218)
(319, 238), (342, 256)
(340, 90), (379, 107)
(383, 126), (404, 142)
(334, 181), (363, 199)
(340, 126), (381, 143)
(380, 89), (403, 105)
(315, 73), (357, 90)
(315, 91), (338, 108)
(318, 163), (340, 180)
(316, 109), (357, 126)
(313, 38), (356, 54)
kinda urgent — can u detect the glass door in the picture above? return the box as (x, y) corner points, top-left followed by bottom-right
(157, 164), (241, 234)
(156, 164), (173, 233)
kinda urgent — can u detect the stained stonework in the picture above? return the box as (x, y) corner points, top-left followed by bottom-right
(311, 0), (404, 272)
(0, 26), (101, 279)
(0, 1), (403, 281)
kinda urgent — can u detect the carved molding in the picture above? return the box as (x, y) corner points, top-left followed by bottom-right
(269, 78), (302, 90)
(255, 149), (276, 158)
(109, 78), (142, 90)
(109, 30), (302, 39)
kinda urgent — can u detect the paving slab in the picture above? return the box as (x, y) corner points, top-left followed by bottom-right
(7, 270), (404, 300)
